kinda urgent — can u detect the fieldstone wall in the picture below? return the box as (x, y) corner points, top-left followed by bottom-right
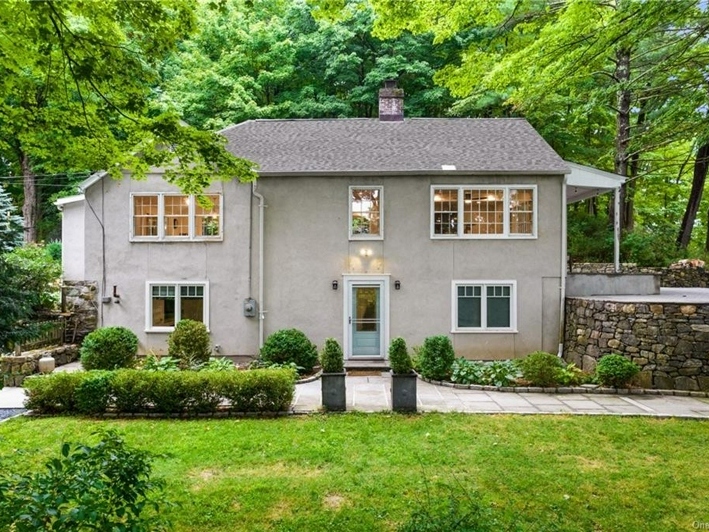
(62, 281), (98, 342)
(569, 263), (709, 288)
(1, 345), (79, 386)
(564, 298), (709, 391)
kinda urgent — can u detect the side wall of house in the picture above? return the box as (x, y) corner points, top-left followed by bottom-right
(82, 173), (259, 357)
(258, 174), (563, 359)
(61, 200), (85, 280)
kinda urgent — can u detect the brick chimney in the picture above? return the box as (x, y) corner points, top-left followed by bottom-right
(378, 80), (404, 121)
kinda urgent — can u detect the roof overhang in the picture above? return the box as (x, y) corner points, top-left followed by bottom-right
(566, 162), (625, 203)
(54, 194), (85, 210)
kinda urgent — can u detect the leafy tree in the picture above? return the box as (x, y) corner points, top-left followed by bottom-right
(0, 257), (40, 352)
(0, 0), (256, 242)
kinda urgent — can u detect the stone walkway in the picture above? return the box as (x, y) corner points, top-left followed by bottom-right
(2, 368), (709, 418)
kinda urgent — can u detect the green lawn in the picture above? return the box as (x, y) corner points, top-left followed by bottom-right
(0, 413), (707, 531)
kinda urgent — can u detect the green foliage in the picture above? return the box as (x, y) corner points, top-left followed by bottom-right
(4, 243), (61, 311)
(0, 257), (41, 351)
(557, 362), (588, 386)
(141, 354), (180, 372)
(74, 371), (115, 415)
(417, 335), (455, 381)
(260, 328), (318, 374)
(398, 481), (500, 532)
(80, 326), (138, 370)
(45, 240), (62, 262)
(201, 357), (236, 371)
(26, 368), (296, 415)
(596, 354), (640, 388)
(167, 319), (212, 368)
(389, 337), (413, 374)
(519, 351), (564, 387)
(450, 358), (521, 387)
(320, 338), (344, 373)
(621, 223), (682, 267)
(0, 430), (170, 532)
(0, 184), (22, 252)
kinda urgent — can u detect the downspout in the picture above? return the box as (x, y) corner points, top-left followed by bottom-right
(252, 181), (266, 348)
(614, 186), (621, 273)
(558, 175), (568, 358)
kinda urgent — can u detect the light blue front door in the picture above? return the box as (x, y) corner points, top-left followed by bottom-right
(351, 285), (381, 357)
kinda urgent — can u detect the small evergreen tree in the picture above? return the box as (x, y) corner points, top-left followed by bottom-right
(0, 184), (23, 252)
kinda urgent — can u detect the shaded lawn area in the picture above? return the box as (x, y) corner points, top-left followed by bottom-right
(0, 413), (707, 531)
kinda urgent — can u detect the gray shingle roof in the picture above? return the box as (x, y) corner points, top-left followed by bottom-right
(221, 118), (569, 176)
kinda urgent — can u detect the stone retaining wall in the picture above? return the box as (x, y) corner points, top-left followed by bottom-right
(564, 299), (709, 391)
(569, 263), (709, 288)
(61, 281), (98, 342)
(1, 345), (79, 387)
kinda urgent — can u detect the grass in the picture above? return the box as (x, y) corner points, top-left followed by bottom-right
(1, 413), (708, 531)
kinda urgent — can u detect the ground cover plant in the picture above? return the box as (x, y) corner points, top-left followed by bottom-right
(1, 415), (707, 531)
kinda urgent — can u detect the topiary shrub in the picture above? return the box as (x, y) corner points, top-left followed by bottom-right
(519, 351), (563, 387)
(80, 326), (138, 370)
(417, 335), (455, 381)
(167, 319), (211, 369)
(596, 354), (640, 388)
(260, 328), (318, 374)
(389, 337), (413, 374)
(320, 338), (344, 373)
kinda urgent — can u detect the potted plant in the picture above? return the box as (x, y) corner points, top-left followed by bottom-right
(320, 338), (346, 412)
(389, 337), (417, 412)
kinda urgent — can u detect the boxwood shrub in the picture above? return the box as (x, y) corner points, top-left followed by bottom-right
(260, 328), (318, 374)
(23, 368), (296, 416)
(596, 354), (640, 388)
(418, 335), (455, 381)
(80, 326), (138, 370)
(519, 351), (563, 387)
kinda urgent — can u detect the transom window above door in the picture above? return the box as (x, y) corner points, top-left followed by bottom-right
(431, 186), (536, 238)
(350, 186), (383, 239)
(131, 193), (222, 241)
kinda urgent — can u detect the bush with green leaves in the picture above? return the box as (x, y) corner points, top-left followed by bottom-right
(74, 371), (115, 415)
(389, 337), (413, 374)
(519, 351), (564, 387)
(417, 335), (455, 381)
(0, 430), (170, 532)
(24, 372), (87, 413)
(141, 354), (180, 372)
(320, 338), (344, 373)
(5, 243), (62, 311)
(596, 354), (640, 388)
(260, 328), (318, 374)
(450, 358), (521, 387)
(80, 326), (138, 370)
(167, 319), (211, 368)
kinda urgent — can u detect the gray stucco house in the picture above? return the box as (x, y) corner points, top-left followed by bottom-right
(58, 84), (593, 362)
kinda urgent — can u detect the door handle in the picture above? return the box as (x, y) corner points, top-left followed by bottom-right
(349, 317), (352, 324)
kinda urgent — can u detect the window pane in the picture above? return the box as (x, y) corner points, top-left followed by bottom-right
(463, 189), (503, 235)
(133, 196), (158, 237)
(509, 188), (534, 235)
(164, 195), (189, 237)
(152, 285), (175, 327)
(433, 189), (458, 235)
(195, 195), (220, 237)
(351, 188), (381, 236)
(180, 284), (205, 322)
(458, 286), (481, 328)
(487, 287), (511, 328)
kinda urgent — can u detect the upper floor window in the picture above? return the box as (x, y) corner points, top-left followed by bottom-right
(431, 186), (536, 239)
(131, 193), (222, 241)
(350, 186), (383, 239)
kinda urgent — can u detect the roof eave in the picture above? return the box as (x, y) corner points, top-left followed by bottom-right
(256, 169), (569, 178)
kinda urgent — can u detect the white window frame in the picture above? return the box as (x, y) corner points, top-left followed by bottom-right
(130, 193), (223, 242)
(430, 185), (537, 239)
(451, 280), (517, 333)
(145, 281), (210, 333)
(349, 186), (384, 240)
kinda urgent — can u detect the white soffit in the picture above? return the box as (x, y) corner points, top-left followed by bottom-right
(566, 162), (626, 204)
(54, 194), (85, 207)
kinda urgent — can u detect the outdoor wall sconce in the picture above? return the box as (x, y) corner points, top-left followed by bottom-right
(332, 280), (339, 290)
(359, 248), (373, 257)
(394, 280), (401, 290)
(113, 285), (121, 304)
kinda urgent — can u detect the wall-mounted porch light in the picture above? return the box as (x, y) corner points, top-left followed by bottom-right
(332, 280), (339, 290)
(394, 280), (401, 290)
(359, 248), (373, 257)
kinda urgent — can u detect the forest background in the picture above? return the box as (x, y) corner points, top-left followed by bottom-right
(2, 0), (709, 267)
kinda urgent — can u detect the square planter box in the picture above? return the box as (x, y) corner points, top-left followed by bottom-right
(321, 372), (346, 412)
(391, 371), (417, 412)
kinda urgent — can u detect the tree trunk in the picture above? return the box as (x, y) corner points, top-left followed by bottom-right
(20, 151), (38, 243)
(612, 48), (632, 231)
(678, 142), (709, 249)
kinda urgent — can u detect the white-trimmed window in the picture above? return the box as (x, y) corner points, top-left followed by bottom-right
(131, 194), (222, 241)
(431, 186), (536, 238)
(349, 186), (383, 239)
(452, 280), (517, 332)
(146, 282), (209, 332)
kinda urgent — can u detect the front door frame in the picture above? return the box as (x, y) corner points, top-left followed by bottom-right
(343, 274), (390, 360)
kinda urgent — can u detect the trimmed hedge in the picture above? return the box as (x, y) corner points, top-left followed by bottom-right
(24, 368), (296, 415)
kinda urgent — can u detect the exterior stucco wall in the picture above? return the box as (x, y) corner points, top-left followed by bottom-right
(258, 174), (563, 359)
(61, 200), (85, 280)
(82, 173), (258, 357)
